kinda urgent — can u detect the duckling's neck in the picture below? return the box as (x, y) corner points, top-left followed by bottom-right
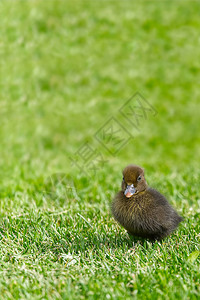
(134, 189), (147, 196)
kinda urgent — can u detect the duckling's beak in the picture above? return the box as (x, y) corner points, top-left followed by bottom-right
(124, 184), (136, 198)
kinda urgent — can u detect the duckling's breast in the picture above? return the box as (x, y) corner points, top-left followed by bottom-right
(112, 190), (152, 233)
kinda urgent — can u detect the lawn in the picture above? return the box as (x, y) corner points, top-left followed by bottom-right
(0, 0), (200, 299)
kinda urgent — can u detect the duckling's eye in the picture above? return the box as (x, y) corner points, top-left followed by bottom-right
(123, 176), (125, 181)
(137, 175), (142, 181)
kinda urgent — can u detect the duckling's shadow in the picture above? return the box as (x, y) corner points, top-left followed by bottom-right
(126, 233), (162, 247)
(67, 230), (161, 254)
(112, 232), (146, 248)
(116, 232), (160, 248)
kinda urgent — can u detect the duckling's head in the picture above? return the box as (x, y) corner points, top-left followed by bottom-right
(122, 164), (148, 198)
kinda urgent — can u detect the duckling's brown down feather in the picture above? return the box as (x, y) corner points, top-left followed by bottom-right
(112, 165), (182, 240)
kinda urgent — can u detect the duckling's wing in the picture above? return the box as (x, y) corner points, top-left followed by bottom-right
(147, 188), (182, 236)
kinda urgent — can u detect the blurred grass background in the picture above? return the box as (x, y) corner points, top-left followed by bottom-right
(0, 0), (199, 299)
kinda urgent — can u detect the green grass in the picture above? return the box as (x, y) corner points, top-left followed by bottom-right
(0, 0), (200, 299)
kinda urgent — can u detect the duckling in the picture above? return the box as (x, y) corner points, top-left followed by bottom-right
(111, 164), (182, 240)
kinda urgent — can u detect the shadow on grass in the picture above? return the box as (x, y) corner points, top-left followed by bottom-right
(60, 229), (159, 255)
